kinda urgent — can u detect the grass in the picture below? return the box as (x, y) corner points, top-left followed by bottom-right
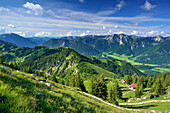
(85, 62), (116, 78)
(102, 52), (170, 74)
(0, 65), (125, 113)
(120, 102), (170, 112)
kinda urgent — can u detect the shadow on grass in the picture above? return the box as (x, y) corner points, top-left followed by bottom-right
(143, 89), (149, 92)
(120, 104), (157, 109)
(121, 98), (129, 102)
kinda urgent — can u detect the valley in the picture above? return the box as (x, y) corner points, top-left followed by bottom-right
(0, 33), (170, 112)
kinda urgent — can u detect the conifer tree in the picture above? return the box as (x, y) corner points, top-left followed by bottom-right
(147, 76), (152, 88)
(90, 76), (98, 96)
(154, 78), (164, 95)
(145, 75), (149, 86)
(113, 80), (122, 99)
(75, 73), (86, 91)
(131, 74), (137, 83)
(69, 75), (75, 87)
(152, 75), (156, 84)
(107, 86), (118, 105)
(0, 56), (3, 64)
(124, 75), (131, 84)
(5, 58), (8, 66)
(98, 74), (107, 100)
(135, 79), (143, 98)
(13, 60), (19, 70)
(112, 74), (116, 81)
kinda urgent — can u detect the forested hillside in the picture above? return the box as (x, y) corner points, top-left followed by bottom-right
(0, 40), (144, 79)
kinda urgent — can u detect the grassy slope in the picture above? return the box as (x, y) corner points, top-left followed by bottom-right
(120, 102), (170, 112)
(0, 65), (125, 113)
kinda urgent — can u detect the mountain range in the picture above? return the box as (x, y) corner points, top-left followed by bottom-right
(0, 33), (169, 75)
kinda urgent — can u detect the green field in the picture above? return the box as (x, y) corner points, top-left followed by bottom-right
(120, 102), (170, 112)
(102, 52), (170, 75)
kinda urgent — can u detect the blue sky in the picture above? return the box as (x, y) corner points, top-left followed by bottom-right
(0, 0), (170, 37)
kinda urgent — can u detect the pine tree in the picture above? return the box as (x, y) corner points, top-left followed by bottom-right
(98, 74), (107, 100)
(5, 58), (8, 66)
(124, 75), (131, 84)
(135, 82), (140, 98)
(131, 74), (137, 83)
(74, 73), (86, 92)
(75, 73), (80, 87)
(13, 60), (19, 70)
(107, 86), (118, 105)
(154, 78), (164, 95)
(152, 75), (156, 84)
(113, 80), (122, 99)
(135, 79), (143, 98)
(145, 75), (149, 86)
(69, 75), (75, 87)
(147, 76), (152, 88)
(90, 76), (98, 96)
(112, 74), (116, 81)
(0, 56), (3, 64)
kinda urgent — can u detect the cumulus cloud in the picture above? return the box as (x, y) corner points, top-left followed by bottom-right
(8, 24), (15, 28)
(79, 0), (84, 3)
(147, 31), (158, 36)
(66, 31), (72, 37)
(13, 32), (26, 37)
(141, 0), (156, 11)
(35, 32), (52, 37)
(114, 31), (124, 34)
(0, 7), (10, 12)
(23, 2), (43, 15)
(130, 30), (138, 35)
(80, 32), (86, 36)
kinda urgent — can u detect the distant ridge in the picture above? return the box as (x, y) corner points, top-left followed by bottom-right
(0, 33), (38, 48)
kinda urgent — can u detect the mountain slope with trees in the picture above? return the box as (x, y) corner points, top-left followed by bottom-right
(0, 41), (144, 80)
(0, 33), (38, 48)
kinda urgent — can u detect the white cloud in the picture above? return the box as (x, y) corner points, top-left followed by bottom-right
(147, 31), (158, 36)
(0, 7), (10, 12)
(13, 32), (26, 37)
(1, 5), (170, 37)
(114, 31), (124, 34)
(141, 0), (156, 11)
(66, 31), (72, 37)
(116, 0), (125, 11)
(80, 32), (86, 36)
(35, 32), (52, 37)
(8, 24), (15, 28)
(79, 0), (84, 3)
(97, 0), (125, 16)
(115, 25), (120, 29)
(23, 2), (43, 15)
(130, 30), (138, 35)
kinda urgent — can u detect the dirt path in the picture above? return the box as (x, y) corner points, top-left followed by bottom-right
(119, 100), (170, 105)
(79, 91), (138, 111)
